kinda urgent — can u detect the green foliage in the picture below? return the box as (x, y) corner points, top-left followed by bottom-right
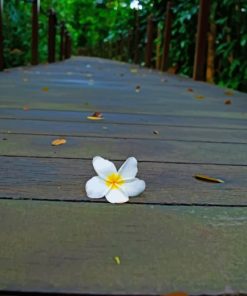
(1, 0), (246, 91)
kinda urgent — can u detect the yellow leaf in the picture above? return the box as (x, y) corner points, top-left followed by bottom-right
(87, 112), (103, 120)
(195, 95), (204, 100)
(130, 68), (138, 73)
(224, 90), (234, 96)
(194, 174), (224, 183)
(51, 138), (67, 146)
(42, 87), (49, 92)
(114, 256), (121, 265)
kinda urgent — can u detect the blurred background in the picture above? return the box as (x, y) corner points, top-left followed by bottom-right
(1, 0), (247, 91)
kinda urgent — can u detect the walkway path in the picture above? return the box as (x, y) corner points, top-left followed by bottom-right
(0, 56), (247, 295)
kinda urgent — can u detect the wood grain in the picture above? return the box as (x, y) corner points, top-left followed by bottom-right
(0, 118), (247, 143)
(0, 156), (246, 205)
(0, 109), (246, 130)
(0, 200), (247, 295)
(0, 133), (246, 165)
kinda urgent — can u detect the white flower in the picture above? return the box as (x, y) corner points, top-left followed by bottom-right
(85, 156), (146, 204)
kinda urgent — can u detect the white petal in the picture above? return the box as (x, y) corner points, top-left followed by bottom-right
(93, 156), (117, 179)
(121, 178), (146, 197)
(118, 157), (138, 180)
(85, 176), (109, 199)
(105, 189), (129, 204)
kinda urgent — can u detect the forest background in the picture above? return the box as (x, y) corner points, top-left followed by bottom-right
(2, 0), (247, 91)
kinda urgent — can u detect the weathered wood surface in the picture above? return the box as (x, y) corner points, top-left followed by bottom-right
(1, 133), (246, 165)
(1, 156), (246, 205)
(0, 56), (247, 294)
(1, 200), (247, 295)
(1, 118), (247, 143)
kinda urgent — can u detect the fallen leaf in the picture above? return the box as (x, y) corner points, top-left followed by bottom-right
(153, 130), (159, 135)
(225, 90), (234, 96)
(23, 105), (30, 111)
(224, 99), (232, 105)
(187, 88), (193, 92)
(161, 292), (188, 296)
(194, 174), (224, 183)
(130, 68), (138, 73)
(42, 87), (49, 92)
(2, 138), (7, 141)
(114, 256), (121, 265)
(87, 112), (103, 120)
(51, 138), (67, 146)
(135, 85), (141, 93)
(195, 95), (205, 100)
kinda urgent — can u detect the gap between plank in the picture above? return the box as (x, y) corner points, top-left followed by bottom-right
(1, 155), (247, 167)
(1, 196), (247, 208)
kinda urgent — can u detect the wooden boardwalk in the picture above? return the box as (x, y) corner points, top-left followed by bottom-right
(0, 56), (247, 295)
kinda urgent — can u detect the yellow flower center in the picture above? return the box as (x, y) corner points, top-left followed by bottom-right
(105, 173), (125, 190)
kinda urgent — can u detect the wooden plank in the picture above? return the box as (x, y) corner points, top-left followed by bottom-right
(0, 200), (247, 294)
(0, 109), (246, 130)
(0, 133), (246, 165)
(0, 57), (246, 118)
(0, 156), (247, 205)
(0, 118), (247, 143)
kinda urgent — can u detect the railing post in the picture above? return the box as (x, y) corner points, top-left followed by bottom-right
(60, 21), (65, 61)
(193, 0), (211, 81)
(0, 0), (4, 71)
(31, 0), (39, 65)
(145, 14), (154, 68)
(133, 9), (140, 64)
(161, 1), (172, 71)
(48, 9), (56, 63)
(64, 31), (71, 59)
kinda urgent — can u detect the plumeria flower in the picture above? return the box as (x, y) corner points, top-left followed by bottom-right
(85, 156), (146, 204)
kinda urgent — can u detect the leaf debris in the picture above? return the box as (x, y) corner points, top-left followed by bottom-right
(87, 112), (103, 120)
(51, 138), (67, 146)
(224, 99), (232, 105)
(194, 174), (224, 183)
(114, 256), (121, 265)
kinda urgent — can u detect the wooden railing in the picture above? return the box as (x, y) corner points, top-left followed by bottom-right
(141, 0), (210, 81)
(0, 0), (72, 71)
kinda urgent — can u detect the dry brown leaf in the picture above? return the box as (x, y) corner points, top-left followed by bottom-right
(135, 85), (141, 93)
(225, 90), (234, 96)
(187, 88), (193, 92)
(224, 99), (232, 105)
(194, 174), (224, 183)
(195, 95), (205, 100)
(42, 87), (49, 92)
(51, 138), (67, 146)
(161, 292), (188, 296)
(87, 112), (103, 120)
(130, 68), (138, 73)
(23, 105), (30, 111)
